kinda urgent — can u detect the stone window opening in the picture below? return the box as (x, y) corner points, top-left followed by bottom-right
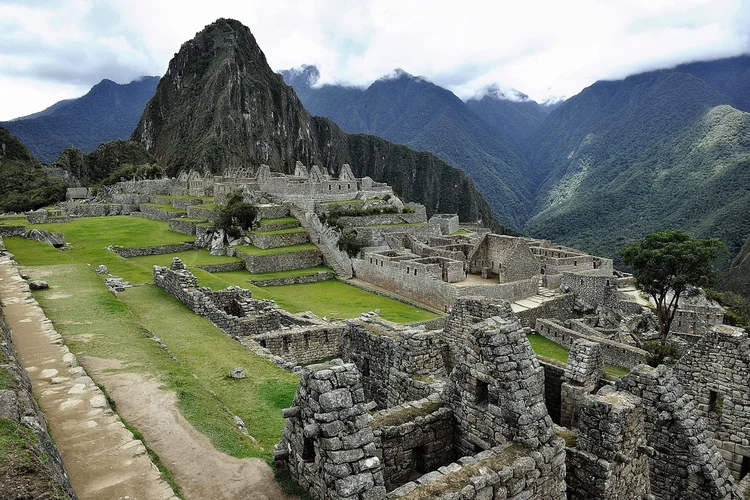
(574, 260), (577, 266)
(741, 456), (750, 480)
(362, 358), (370, 377)
(580, 279), (584, 285)
(709, 390), (723, 411)
(282, 337), (290, 353)
(414, 268), (418, 276)
(606, 280), (610, 286)
(381, 261), (384, 267)
(338, 185), (341, 190)
(259, 339), (267, 348)
(407, 266), (410, 274)
(303, 333), (310, 348)
(328, 184), (331, 191)
(413, 445), (426, 473)
(302, 437), (315, 462)
(475, 380), (489, 406)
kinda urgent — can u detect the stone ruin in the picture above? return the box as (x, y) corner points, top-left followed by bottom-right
(270, 295), (748, 499)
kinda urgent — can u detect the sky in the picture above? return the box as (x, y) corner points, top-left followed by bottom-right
(1, 0), (749, 121)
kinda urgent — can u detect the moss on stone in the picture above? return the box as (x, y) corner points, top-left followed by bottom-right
(371, 401), (443, 430)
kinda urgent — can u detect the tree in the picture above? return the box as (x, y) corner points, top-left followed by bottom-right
(621, 230), (725, 343)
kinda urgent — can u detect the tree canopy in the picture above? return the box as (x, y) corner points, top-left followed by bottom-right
(621, 230), (725, 342)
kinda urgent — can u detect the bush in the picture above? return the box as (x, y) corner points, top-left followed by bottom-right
(643, 340), (679, 367)
(337, 232), (363, 257)
(214, 191), (257, 235)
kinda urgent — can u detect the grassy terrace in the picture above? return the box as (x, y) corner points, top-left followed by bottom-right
(32, 265), (296, 459)
(527, 334), (631, 378)
(203, 271), (438, 323)
(319, 199), (364, 205)
(192, 203), (216, 210)
(128, 249), (242, 269)
(356, 222), (428, 229)
(250, 227), (306, 236)
(257, 217), (297, 226)
(452, 229), (472, 235)
(140, 203), (187, 213)
(171, 217), (208, 222)
(156, 195), (214, 201)
(244, 266), (333, 281)
(233, 243), (318, 256)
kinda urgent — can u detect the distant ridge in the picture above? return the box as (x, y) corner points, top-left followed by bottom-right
(132, 18), (503, 232)
(1, 76), (159, 162)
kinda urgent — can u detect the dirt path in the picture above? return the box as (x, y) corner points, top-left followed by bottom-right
(84, 363), (296, 500)
(0, 260), (176, 500)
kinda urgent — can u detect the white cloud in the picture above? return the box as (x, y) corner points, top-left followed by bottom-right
(0, 0), (749, 120)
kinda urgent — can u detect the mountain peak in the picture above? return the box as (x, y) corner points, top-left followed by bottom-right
(377, 68), (424, 83)
(278, 64), (321, 89)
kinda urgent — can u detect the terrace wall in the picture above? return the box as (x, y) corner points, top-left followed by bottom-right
(234, 247), (323, 273)
(535, 319), (647, 369)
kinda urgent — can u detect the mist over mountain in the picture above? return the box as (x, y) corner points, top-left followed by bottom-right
(1, 77), (159, 163)
(132, 19), (502, 231)
(523, 55), (750, 265)
(279, 65), (535, 228)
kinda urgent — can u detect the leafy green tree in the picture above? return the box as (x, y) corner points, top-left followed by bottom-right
(621, 230), (726, 343)
(214, 191), (257, 237)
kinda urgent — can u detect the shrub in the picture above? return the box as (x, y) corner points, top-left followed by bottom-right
(214, 191), (257, 235)
(643, 340), (679, 367)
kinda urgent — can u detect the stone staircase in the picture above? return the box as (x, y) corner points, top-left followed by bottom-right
(510, 277), (558, 313)
(285, 203), (353, 278)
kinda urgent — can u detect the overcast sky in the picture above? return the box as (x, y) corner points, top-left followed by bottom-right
(1, 0), (749, 121)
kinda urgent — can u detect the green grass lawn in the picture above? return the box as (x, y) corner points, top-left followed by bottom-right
(4, 216), (193, 283)
(245, 266), (333, 281)
(320, 199), (364, 205)
(127, 249), (242, 269)
(355, 223), (428, 229)
(203, 272), (439, 323)
(250, 227), (307, 236)
(526, 334), (630, 378)
(193, 203), (216, 210)
(233, 243), (318, 256)
(140, 203), (187, 213)
(257, 217), (297, 226)
(32, 265), (297, 459)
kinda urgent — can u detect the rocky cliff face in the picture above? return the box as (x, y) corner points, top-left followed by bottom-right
(133, 18), (320, 176)
(133, 18), (502, 231)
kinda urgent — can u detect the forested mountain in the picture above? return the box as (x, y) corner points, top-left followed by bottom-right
(133, 19), (502, 232)
(464, 86), (552, 148)
(55, 140), (155, 186)
(279, 66), (535, 228)
(523, 56), (750, 264)
(0, 127), (67, 213)
(1, 77), (159, 163)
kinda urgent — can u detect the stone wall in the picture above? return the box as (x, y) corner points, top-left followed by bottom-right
(343, 323), (397, 409)
(560, 340), (603, 429)
(248, 229), (309, 249)
(253, 325), (347, 365)
(439, 297), (512, 371)
(0, 295), (77, 499)
(539, 359), (565, 425)
(194, 262), (246, 273)
(234, 247), (323, 273)
(249, 270), (336, 287)
(617, 365), (738, 499)
(138, 203), (185, 221)
(110, 242), (196, 258)
(561, 272), (619, 310)
(428, 214), (459, 235)
(186, 205), (218, 222)
(515, 294), (575, 328)
(153, 259), (315, 339)
(448, 313), (558, 456)
(63, 202), (137, 217)
(566, 390), (651, 499)
(337, 212), (427, 228)
(371, 400), (453, 491)
(469, 234), (539, 283)
(535, 319), (647, 369)
(168, 218), (203, 236)
(275, 360), (386, 500)
(350, 224), (440, 247)
(675, 326), (750, 481)
(388, 442), (567, 500)
(0, 225), (27, 237)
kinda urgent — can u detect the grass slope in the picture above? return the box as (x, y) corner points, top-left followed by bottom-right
(33, 265), (296, 458)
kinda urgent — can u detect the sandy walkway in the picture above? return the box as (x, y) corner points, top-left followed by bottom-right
(0, 260), (176, 500)
(84, 362), (296, 500)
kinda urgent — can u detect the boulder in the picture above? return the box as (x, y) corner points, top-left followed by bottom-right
(29, 280), (49, 290)
(209, 229), (225, 255)
(24, 229), (66, 248)
(95, 265), (109, 274)
(229, 367), (246, 379)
